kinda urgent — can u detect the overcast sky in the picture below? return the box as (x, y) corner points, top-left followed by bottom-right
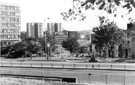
(1, 0), (135, 31)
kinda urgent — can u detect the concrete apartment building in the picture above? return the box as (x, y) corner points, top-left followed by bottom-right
(27, 23), (43, 38)
(0, 3), (21, 47)
(47, 22), (62, 34)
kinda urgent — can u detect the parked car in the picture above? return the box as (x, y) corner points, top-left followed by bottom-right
(42, 53), (47, 57)
(1, 54), (8, 57)
(32, 54), (38, 57)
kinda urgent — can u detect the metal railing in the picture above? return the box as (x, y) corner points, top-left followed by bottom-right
(0, 69), (135, 85)
(89, 73), (135, 85)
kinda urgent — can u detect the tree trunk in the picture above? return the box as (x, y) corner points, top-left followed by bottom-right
(30, 56), (32, 60)
(47, 56), (49, 60)
(110, 46), (113, 58)
(105, 47), (108, 58)
(50, 46), (51, 60)
(70, 52), (71, 57)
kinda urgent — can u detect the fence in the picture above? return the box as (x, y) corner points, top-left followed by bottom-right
(0, 69), (135, 85)
(0, 62), (135, 70)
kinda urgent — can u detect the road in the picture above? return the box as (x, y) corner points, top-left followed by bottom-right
(1, 66), (135, 75)
(1, 66), (135, 85)
(1, 61), (135, 70)
(1, 59), (135, 84)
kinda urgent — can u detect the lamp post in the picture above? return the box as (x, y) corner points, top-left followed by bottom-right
(47, 42), (50, 60)
(44, 18), (49, 58)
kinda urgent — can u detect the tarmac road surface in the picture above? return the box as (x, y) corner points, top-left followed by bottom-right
(1, 66), (135, 84)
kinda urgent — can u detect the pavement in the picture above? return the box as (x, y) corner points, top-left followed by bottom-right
(0, 56), (118, 62)
(0, 56), (88, 63)
(1, 56), (135, 64)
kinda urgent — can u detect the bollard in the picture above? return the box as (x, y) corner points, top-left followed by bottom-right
(92, 65), (94, 69)
(74, 64), (75, 68)
(1, 62), (3, 66)
(124, 65), (126, 69)
(42, 71), (44, 76)
(98, 64), (100, 69)
(11, 62), (12, 66)
(86, 64), (87, 68)
(41, 63), (43, 67)
(30, 63), (32, 67)
(62, 64), (64, 68)
(20, 62), (22, 67)
(51, 64), (53, 67)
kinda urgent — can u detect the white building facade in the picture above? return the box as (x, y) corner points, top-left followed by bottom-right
(0, 3), (21, 47)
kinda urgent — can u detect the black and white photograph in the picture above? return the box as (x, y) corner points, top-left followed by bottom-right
(0, 0), (135, 85)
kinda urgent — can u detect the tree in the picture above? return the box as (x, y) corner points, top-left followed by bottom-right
(38, 32), (56, 52)
(46, 32), (56, 47)
(38, 32), (56, 60)
(61, 0), (135, 23)
(20, 32), (28, 41)
(62, 38), (80, 56)
(1, 45), (12, 55)
(2, 32), (42, 59)
(85, 34), (91, 40)
(5, 38), (42, 59)
(7, 42), (26, 58)
(93, 22), (125, 58)
(20, 32), (43, 59)
(24, 38), (42, 59)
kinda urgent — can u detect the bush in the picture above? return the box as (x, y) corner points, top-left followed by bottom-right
(85, 55), (91, 58)
(89, 57), (97, 62)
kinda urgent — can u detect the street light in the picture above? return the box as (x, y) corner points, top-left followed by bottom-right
(47, 42), (50, 60)
(44, 18), (49, 58)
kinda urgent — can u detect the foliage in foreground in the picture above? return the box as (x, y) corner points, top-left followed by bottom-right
(61, 0), (135, 23)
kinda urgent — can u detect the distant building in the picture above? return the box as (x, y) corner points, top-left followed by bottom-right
(63, 29), (68, 35)
(27, 23), (43, 38)
(122, 23), (135, 58)
(80, 34), (85, 39)
(54, 32), (68, 55)
(0, 3), (21, 46)
(55, 32), (68, 45)
(47, 22), (62, 34)
(68, 31), (78, 39)
(62, 30), (79, 39)
(79, 40), (91, 53)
